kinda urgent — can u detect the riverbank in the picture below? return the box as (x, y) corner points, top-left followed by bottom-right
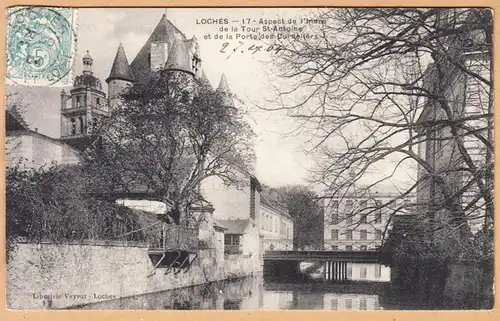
(7, 241), (262, 309)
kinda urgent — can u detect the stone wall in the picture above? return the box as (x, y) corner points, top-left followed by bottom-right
(7, 242), (263, 310)
(6, 131), (80, 169)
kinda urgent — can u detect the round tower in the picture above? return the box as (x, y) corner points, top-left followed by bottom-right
(106, 43), (135, 109)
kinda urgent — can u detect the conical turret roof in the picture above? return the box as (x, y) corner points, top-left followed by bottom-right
(200, 70), (213, 90)
(165, 39), (193, 74)
(106, 43), (134, 83)
(217, 73), (231, 93)
(216, 74), (235, 108)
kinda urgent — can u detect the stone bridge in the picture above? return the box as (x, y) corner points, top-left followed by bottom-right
(263, 250), (381, 282)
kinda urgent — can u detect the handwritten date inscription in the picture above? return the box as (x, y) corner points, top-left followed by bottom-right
(220, 41), (283, 59)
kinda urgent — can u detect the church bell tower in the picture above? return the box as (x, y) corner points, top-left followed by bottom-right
(60, 50), (108, 150)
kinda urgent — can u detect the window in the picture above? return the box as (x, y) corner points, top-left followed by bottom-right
(331, 212), (339, 225)
(70, 118), (76, 135)
(346, 230), (353, 240)
(375, 229), (382, 240)
(346, 245), (353, 251)
(436, 127), (443, 150)
(360, 298), (367, 310)
(331, 245), (338, 251)
(79, 117), (84, 134)
(345, 299), (352, 310)
(360, 214), (367, 224)
(347, 266), (352, 277)
(360, 266), (367, 279)
(331, 230), (339, 240)
(375, 212), (382, 224)
(360, 200), (367, 208)
(360, 230), (367, 240)
(375, 264), (381, 278)
(360, 245), (367, 251)
(331, 201), (339, 224)
(76, 96), (80, 107)
(331, 298), (338, 310)
(224, 234), (240, 246)
(96, 97), (100, 106)
(224, 234), (242, 254)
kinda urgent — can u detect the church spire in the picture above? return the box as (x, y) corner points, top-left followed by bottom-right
(106, 43), (135, 83)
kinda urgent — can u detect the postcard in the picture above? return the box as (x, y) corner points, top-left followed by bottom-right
(4, 6), (494, 311)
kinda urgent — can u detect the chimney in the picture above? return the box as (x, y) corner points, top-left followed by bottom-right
(150, 41), (168, 72)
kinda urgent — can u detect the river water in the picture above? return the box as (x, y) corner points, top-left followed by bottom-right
(75, 263), (441, 310)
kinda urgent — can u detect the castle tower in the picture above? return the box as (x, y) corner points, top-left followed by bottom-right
(60, 50), (107, 150)
(106, 43), (135, 110)
(129, 14), (187, 84)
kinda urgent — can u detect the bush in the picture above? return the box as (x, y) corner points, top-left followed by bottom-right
(6, 164), (151, 261)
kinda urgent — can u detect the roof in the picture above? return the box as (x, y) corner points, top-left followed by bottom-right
(260, 194), (293, 220)
(107, 43), (135, 83)
(83, 50), (93, 61)
(213, 220), (227, 232)
(200, 70), (213, 90)
(216, 74), (235, 107)
(214, 219), (249, 234)
(129, 14), (186, 83)
(6, 109), (29, 131)
(217, 73), (231, 92)
(165, 39), (193, 74)
(250, 176), (262, 192)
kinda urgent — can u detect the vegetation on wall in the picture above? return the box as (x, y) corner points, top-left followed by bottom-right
(5, 164), (155, 262)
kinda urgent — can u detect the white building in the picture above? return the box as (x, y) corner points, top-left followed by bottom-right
(259, 189), (293, 251)
(323, 188), (415, 251)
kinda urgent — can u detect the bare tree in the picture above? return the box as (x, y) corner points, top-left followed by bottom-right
(84, 72), (255, 226)
(268, 8), (492, 253)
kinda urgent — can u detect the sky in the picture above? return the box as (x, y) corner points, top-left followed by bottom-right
(6, 7), (417, 192)
(6, 8), (318, 188)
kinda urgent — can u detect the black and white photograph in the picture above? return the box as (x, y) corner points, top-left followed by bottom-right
(5, 7), (493, 310)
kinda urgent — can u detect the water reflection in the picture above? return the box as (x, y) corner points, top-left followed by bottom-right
(76, 263), (392, 310)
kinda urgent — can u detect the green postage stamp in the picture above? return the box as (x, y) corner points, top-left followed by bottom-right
(6, 6), (78, 86)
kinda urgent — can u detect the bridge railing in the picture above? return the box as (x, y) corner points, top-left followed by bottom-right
(147, 223), (198, 252)
(323, 240), (382, 251)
